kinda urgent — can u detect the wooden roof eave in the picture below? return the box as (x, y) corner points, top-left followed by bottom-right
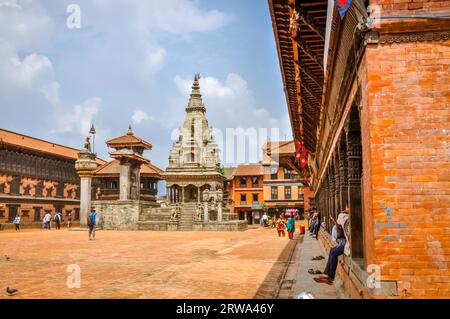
(269, 0), (302, 146)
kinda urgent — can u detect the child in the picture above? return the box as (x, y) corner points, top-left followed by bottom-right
(276, 218), (286, 237)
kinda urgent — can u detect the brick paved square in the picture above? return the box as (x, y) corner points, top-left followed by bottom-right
(0, 228), (292, 299)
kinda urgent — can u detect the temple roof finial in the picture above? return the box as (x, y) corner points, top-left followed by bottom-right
(127, 124), (133, 136)
(186, 73), (205, 112)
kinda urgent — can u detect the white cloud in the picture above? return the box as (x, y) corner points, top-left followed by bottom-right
(88, 0), (232, 35)
(40, 81), (60, 106)
(8, 53), (53, 87)
(50, 97), (101, 136)
(145, 47), (167, 73)
(0, 0), (21, 9)
(132, 110), (153, 124)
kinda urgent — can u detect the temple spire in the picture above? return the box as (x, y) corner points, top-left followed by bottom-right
(127, 124), (133, 135)
(186, 73), (206, 113)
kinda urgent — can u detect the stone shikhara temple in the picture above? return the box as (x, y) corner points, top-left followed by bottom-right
(76, 75), (247, 231)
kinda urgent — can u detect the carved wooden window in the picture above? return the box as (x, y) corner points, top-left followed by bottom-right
(240, 177), (247, 188)
(285, 186), (292, 200)
(271, 186), (278, 200)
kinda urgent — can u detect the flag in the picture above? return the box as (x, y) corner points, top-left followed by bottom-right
(335, 0), (352, 18)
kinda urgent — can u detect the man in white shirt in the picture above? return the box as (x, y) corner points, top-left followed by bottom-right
(262, 213), (268, 227)
(43, 212), (52, 230)
(14, 214), (21, 232)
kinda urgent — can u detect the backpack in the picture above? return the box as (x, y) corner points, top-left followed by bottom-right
(88, 213), (96, 226)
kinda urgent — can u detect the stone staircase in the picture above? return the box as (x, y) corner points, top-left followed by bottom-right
(178, 202), (196, 231)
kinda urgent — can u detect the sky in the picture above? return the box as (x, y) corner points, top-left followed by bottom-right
(0, 0), (292, 169)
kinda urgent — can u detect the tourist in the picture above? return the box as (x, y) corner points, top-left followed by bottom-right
(54, 211), (62, 230)
(67, 212), (72, 229)
(271, 215), (277, 228)
(43, 211), (52, 230)
(262, 213), (268, 227)
(330, 216), (337, 244)
(276, 217), (286, 237)
(88, 209), (97, 240)
(313, 224), (346, 285)
(14, 214), (21, 232)
(313, 211), (321, 240)
(286, 214), (296, 240)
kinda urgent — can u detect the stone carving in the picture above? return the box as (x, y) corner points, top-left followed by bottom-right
(195, 204), (202, 221)
(202, 187), (223, 203)
(170, 207), (180, 221)
(84, 136), (92, 152)
(379, 31), (450, 44)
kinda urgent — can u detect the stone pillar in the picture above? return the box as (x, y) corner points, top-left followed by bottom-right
(119, 162), (131, 201)
(197, 187), (201, 204)
(181, 187), (185, 203)
(129, 164), (141, 200)
(338, 135), (348, 212)
(79, 177), (91, 226)
(217, 202), (223, 222)
(166, 186), (170, 203)
(203, 202), (209, 222)
(75, 150), (98, 228)
(334, 153), (341, 218)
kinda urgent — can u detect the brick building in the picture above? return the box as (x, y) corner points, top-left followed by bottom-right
(0, 129), (105, 226)
(230, 164), (265, 225)
(262, 141), (313, 218)
(270, 0), (450, 298)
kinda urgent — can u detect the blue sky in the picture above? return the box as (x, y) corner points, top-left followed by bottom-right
(0, 0), (291, 169)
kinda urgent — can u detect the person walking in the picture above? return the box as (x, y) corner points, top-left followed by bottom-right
(276, 217), (286, 237)
(14, 214), (21, 232)
(66, 212), (72, 229)
(54, 211), (62, 230)
(43, 211), (52, 230)
(87, 209), (97, 241)
(261, 213), (268, 227)
(286, 214), (296, 240)
(313, 211), (321, 240)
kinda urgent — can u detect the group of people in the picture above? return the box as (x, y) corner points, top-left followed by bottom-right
(272, 213), (296, 239)
(12, 208), (97, 240)
(41, 211), (71, 230)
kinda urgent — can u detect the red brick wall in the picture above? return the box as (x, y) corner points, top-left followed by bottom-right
(370, 0), (450, 16)
(363, 39), (450, 298)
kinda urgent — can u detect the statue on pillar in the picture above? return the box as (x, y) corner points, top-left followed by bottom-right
(84, 136), (92, 153)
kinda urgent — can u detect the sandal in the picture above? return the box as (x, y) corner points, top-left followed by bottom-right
(312, 255), (325, 260)
(313, 277), (333, 285)
(313, 270), (322, 275)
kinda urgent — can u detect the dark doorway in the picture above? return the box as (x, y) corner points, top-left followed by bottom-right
(7, 205), (19, 223)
